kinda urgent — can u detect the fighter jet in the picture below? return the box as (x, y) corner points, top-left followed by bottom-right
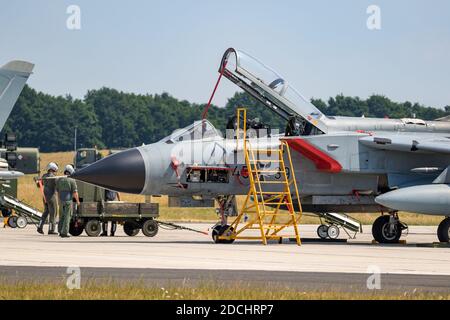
(0, 60), (35, 180)
(72, 48), (450, 243)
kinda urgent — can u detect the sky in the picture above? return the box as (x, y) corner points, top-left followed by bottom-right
(1, 0), (449, 108)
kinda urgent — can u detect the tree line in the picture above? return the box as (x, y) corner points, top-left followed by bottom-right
(2, 85), (449, 152)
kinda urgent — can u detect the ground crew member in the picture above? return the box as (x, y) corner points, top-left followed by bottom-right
(56, 165), (80, 238)
(37, 162), (59, 235)
(100, 189), (121, 237)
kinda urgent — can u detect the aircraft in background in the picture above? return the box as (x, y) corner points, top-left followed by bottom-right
(0, 60), (34, 180)
(72, 48), (450, 243)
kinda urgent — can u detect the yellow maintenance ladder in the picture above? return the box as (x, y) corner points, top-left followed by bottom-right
(219, 108), (303, 245)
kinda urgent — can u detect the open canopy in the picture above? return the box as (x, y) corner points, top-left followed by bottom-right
(220, 48), (328, 134)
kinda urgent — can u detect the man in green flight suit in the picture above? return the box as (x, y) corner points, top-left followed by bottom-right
(56, 165), (80, 238)
(37, 162), (59, 235)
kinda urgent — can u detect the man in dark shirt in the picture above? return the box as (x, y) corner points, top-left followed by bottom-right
(100, 189), (121, 237)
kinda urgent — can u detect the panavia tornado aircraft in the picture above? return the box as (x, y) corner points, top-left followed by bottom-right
(72, 48), (450, 243)
(0, 60), (35, 180)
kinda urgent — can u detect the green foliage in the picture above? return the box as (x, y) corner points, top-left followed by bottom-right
(84, 88), (226, 147)
(224, 92), (286, 131)
(2, 86), (103, 152)
(2, 86), (448, 152)
(313, 94), (449, 120)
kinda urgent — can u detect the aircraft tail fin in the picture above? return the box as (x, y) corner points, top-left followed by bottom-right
(0, 60), (34, 131)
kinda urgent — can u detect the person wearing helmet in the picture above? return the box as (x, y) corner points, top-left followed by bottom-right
(37, 162), (59, 235)
(56, 164), (80, 238)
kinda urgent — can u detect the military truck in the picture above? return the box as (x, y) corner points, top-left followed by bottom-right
(0, 147), (40, 197)
(69, 148), (160, 237)
(0, 133), (42, 228)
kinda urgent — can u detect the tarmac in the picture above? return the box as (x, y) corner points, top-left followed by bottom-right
(0, 223), (449, 292)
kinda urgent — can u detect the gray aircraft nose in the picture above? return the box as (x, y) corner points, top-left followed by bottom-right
(71, 148), (146, 194)
(374, 192), (397, 208)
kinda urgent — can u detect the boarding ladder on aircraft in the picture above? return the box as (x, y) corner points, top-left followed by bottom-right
(219, 108), (303, 245)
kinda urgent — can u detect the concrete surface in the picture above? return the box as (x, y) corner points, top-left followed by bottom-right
(0, 224), (449, 277)
(1, 266), (450, 293)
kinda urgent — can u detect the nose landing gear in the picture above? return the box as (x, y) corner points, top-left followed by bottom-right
(372, 212), (408, 244)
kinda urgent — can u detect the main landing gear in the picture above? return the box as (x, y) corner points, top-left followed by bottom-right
(373, 213), (450, 244)
(372, 212), (408, 244)
(212, 195), (237, 244)
(437, 217), (450, 243)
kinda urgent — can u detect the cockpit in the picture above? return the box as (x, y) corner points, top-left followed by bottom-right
(220, 48), (329, 135)
(166, 48), (330, 143)
(165, 120), (223, 144)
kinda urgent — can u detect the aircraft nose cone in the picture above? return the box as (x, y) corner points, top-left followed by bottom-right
(375, 192), (396, 208)
(375, 188), (414, 212)
(71, 148), (146, 194)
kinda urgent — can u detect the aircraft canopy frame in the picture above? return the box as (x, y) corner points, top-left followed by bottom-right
(165, 120), (223, 143)
(220, 48), (329, 134)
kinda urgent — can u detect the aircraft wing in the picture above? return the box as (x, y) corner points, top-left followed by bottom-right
(359, 133), (450, 154)
(0, 60), (35, 131)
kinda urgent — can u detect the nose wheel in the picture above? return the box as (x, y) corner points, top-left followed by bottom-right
(372, 214), (407, 244)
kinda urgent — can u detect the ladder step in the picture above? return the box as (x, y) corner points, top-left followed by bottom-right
(249, 160), (283, 163)
(255, 181), (287, 184)
(262, 203), (291, 206)
(245, 226), (289, 230)
(260, 191), (289, 195)
(262, 213), (297, 216)
(241, 210), (293, 215)
(253, 170), (286, 174)
(248, 149), (281, 152)
(259, 210), (278, 214)
(263, 226), (287, 230)
(242, 209), (278, 214)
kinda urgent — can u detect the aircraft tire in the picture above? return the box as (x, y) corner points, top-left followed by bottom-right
(437, 218), (450, 243)
(317, 225), (329, 239)
(212, 225), (235, 244)
(124, 221), (140, 237)
(85, 219), (101, 237)
(372, 215), (402, 244)
(142, 219), (159, 237)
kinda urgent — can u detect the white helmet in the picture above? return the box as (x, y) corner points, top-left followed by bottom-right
(64, 164), (75, 175)
(47, 162), (59, 172)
